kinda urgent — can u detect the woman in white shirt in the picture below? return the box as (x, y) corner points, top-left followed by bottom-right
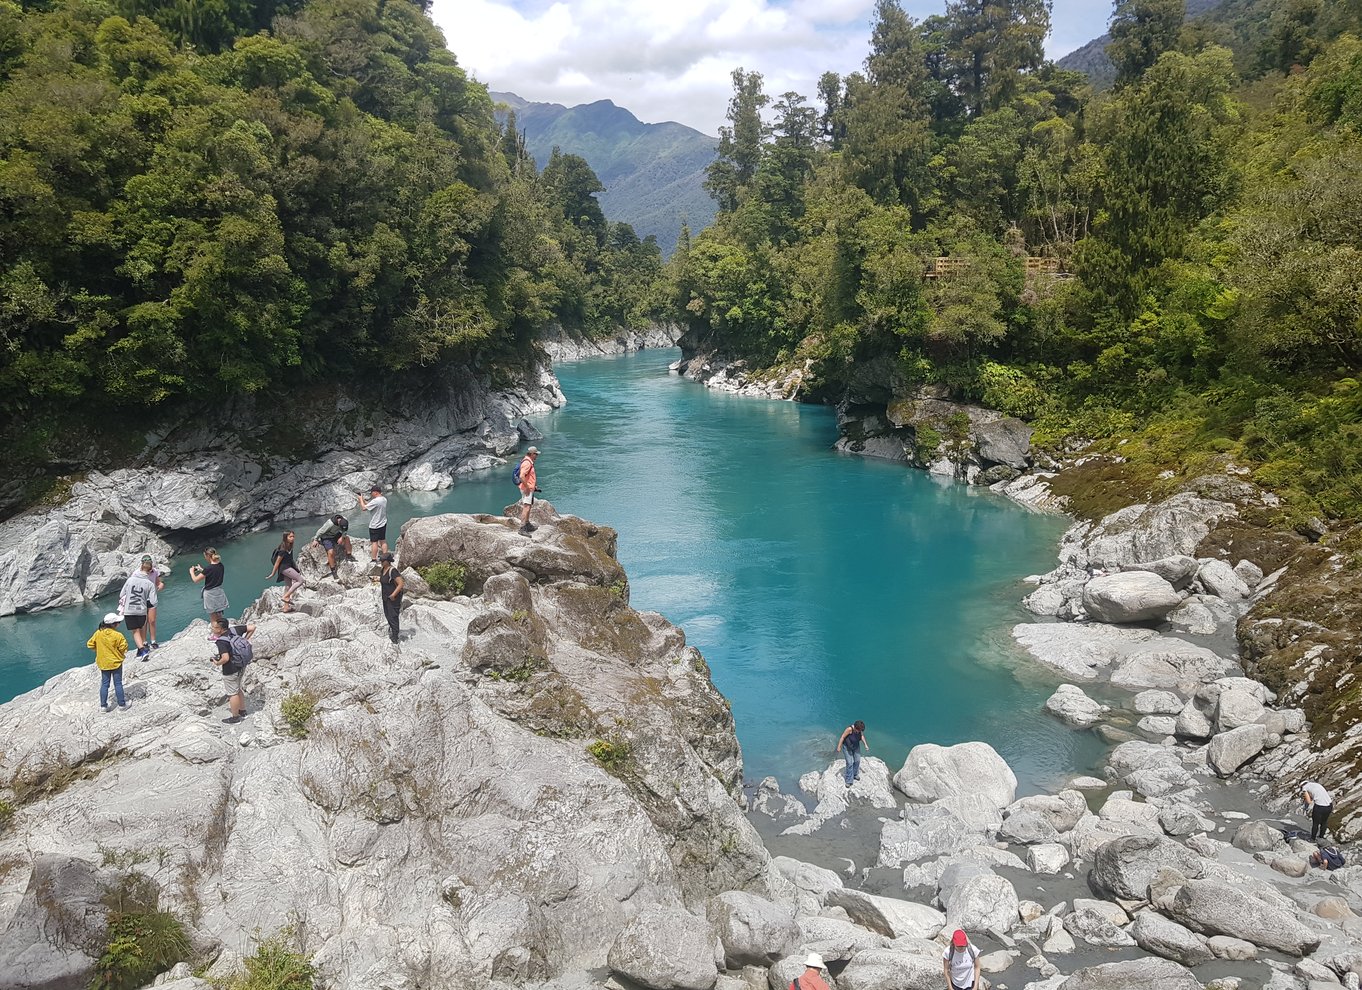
(1302, 781), (1335, 842)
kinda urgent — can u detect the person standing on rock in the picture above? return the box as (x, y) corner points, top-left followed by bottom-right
(266, 531), (305, 613)
(379, 551), (404, 644)
(88, 612), (129, 711)
(789, 953), (829, 990)
(189, 548), (228, 624)
(942, 929), (981, 990)
(517, 446), (540, 534)
(312, 515), (351, 578)
(141, 555), (166, 650)
(837, 720), (868, 787)
(118, 557), (159, 660)
(357, 485), (389, 562)
(210, 614), (254, 724)
(1302, 781), (1336, 841)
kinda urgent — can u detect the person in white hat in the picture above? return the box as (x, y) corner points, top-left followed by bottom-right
(789, 952), (829, 990)
(87, 612), (130, 711)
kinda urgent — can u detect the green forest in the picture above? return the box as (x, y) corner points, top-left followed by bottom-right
(665, 0), (1362, 525)
(0, 0), (660, 480)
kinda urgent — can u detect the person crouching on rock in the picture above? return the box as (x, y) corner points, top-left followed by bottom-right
(210, 615), (255, 724)
(837, 720), (868, 787)
(189, 548), (228, 624)
(943, 929), (981, 990)
(1302, 780), (1336, 842)
(267, 531), (306, 613)
(312, 515), (351, 578)
(88, 612), (129, 711)
(517, 446), (540, 534)
(379, 551), (404, 644)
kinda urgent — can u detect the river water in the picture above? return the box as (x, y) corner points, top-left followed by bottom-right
(0, 349), (1104, 790)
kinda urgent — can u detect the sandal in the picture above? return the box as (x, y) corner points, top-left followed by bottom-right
(281, 603), (295, 613)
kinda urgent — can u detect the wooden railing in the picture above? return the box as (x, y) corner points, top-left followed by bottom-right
(923, 256), (1071, 280)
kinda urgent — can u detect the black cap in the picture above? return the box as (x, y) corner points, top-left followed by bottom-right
(379, 551), (395, 562)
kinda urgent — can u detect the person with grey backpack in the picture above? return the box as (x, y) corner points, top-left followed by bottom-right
(210, 615), (255, 724)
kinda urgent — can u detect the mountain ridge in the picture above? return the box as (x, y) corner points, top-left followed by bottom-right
(491, 91), (718, 257)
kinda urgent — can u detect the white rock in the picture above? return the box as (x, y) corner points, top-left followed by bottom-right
(824, 889), (945, 941)
(1133, 690), (1185, 715)
(944, 874), (1020, 935)
(1027, 844), (1071, 875)
(1196, 558), (1251, 600)
(1011, 623), (1157, 681)
(1082, 571), (1182, 624)
(1207, 724), (1268, 777)
(1044, 684), (1109, 728)
(892, 742), (1016, 810)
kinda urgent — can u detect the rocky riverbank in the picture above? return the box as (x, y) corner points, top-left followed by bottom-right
(540, 323), (681, 362)
(0, 364), (562, 617)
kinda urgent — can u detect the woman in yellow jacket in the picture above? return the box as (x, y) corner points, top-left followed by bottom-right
(88, 612), (129, 711)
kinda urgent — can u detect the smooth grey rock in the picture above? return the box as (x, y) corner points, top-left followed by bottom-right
(1028, 844), (1071, 875)
(1128, 911), (1213, 966)
(770, 857), (842, 912)
(838, 948), (941, 990)
(975, 418), (1033, 469)
(1232, 821), (1288, 853)
(1207, 935), (1258, 960)
(1082, 571), (1182, 624)
(1005, 791), (1088, 833)
(1133, 690), (1185, 715)
(1168, 599), (1219, 635)
(1128, 555), (1200, 588)
(1158, 804), (1215, 838)
(1024, 583), (1071, 616)
(1073, 898), (1130, 926)
(1214, 689), (1267, 733)
(892, 742), (1016, 810)
(1108, 639), (1237, 692)
(1234, 560), (1264, 588)
(1078, 494), (1238, 572)
(608, 905), (720, 990)
(944, 874), (1020, 934)
(1164, 878), (1322, 955)
(1175, 701), (1214, 740)
(796, 916), (889, 963)
(1196, 559), (1250, 601)
(1045, 685), (1109, 728)
(824, 889), (945, 941)
(0, 855), (106, 988)
(877, 812), (984, 868)
(1208, 724), (1267, 777)
(1059, 958), (1204, 990)
(1000, 810), (1062, 845)
(1137, 715), (1178, 735)
(1090, 835), (1206, 901)
(1098, 794), (1161, 828)
(1063, 907), (1137, 947)
(710, 892), (799, 969)
(1011, 623), (1158, 681)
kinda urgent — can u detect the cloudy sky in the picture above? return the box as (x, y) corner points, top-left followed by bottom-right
(431, 0), (1114, 135)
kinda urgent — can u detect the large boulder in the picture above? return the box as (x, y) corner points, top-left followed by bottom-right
(770, 857), (843, 913)
(1161, 878), (1323, 956)
(998, 810), (1061, 845)
(1207, 724), (1267, 777)
(838, 948), (942, 990)
(878, 811), (985, 868)
(1082, 571), (1182, 624)
(1077, 494), (1238, 572)
(1044, 685), (1109, 728)
(1059, 958), (1204, 990)
(608, 905), (720, 990)
(1195, 559), (1250, 601)
(1231, 821), (1287, 854)
(1213, 689), (1266, 733)
(1108, 639), (1237, 692)
(1128, 911), (1213, 967)
(893, 742), (1016, 809)
(824, 889), (945, 940)
(975, 418), (1033, 469)
(1133, 690), (1185, 715)
(708, 892), (799, 969)
(944, 874), (1020, 934)
(1063, 907), (1137, 948)
(1090, 835), (1206, 901)
(0, 855), (107, 989)
(1126, 555), (1200, 588)
(796, 916), (888, 963)
(1012, 623), (1158, 681)
(1005, 791), (1088, 833)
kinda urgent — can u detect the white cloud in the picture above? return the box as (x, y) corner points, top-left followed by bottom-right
(431, 0), (1113, 135)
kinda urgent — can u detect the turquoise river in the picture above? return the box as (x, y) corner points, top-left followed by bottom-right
(0, 349), (1105, 790)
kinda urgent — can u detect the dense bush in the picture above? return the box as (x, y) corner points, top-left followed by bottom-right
(418, 561), (466, 596)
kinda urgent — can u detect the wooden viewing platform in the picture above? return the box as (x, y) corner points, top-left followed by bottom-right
(923, 256), (1071, 280)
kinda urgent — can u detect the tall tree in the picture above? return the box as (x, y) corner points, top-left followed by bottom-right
(944, 0), (1052, 114)
(1107, 0), (1185, 87)
(704, 68), (769, 212)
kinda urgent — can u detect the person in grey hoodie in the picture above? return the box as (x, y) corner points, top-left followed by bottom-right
(118, 559), (158, 661)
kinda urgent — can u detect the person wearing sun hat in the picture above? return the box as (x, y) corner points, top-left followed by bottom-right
(87, 612), (130, 711)
(788, 952), (829, 990)
(942, 929), (981, 990)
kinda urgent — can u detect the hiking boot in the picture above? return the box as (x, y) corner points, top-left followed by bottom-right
(520, 523), (537, 534)
(329, 567), (339, 579)
(149, 640), (159, 650)
(222, 715), (244, 724)
(136, 647), (150, 662)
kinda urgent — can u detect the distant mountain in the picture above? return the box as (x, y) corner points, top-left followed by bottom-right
(1057, 0), (1227, 89)
(492, 92), (717, 258)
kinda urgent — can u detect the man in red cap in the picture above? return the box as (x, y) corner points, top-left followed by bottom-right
(942, 929), (980, 990)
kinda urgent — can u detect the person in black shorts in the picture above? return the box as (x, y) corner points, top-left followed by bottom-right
(357, 485), (389, 562)
(379, 552), (404, 644)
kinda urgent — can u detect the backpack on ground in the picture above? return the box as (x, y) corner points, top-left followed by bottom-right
(226, 632), (254, 668)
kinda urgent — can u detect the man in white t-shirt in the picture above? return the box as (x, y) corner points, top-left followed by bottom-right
(1302, 781), (1335, 841)
(942, 929), (980, 990)
(357, 485), (390, 562)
